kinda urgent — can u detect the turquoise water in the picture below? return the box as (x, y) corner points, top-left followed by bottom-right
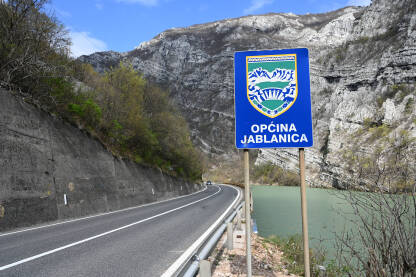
(252, 186), (353, 250)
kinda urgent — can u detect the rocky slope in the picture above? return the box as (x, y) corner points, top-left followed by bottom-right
(79, 0), (416, 187)
(0, 90), (200, 231)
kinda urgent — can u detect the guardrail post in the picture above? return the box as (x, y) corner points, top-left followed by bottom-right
(237, 210), (242, 230)
(199, 260), (211, 277)
(226, 222), (233, 250)
(250, 192), (253, 212)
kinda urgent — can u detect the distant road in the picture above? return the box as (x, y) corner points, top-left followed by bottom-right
(0, 185), (239, 277)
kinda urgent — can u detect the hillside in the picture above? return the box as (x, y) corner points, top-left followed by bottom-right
(0, 89), (200, 231)
(79, 0), (416, 188)
(0, 0), (202, 230)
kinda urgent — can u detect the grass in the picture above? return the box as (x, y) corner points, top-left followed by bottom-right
(367, 124), (391, 143)
(265, 234), (351, 276)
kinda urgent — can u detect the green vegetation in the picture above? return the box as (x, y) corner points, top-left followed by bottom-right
(355, 117), (391, 143)
(387, 83), (415, 103)
(323, 26), (402, 66)
(252, 162), (300, 186)
(345, 126), (415, 192)
(0, 0), (202, 180)
(319, 131), (330, 157)
(376, 96), (385, 108)
(375, 83), (415, 108)
(367, 124), (391, 142)
(74, 63), (202, 180)
(405, 98), (414, 114)
(319, 87), (333, 96)
(265, 235), (350, 276)
(362, 117), (375, 129)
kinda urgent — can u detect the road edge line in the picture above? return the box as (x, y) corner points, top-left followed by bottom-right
(0, 185), (207, 238)
(0, 186), (220, 271)
(161, 184), (242, 277)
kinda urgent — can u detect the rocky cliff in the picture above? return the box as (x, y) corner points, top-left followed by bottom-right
(0, 90), (200, 231)
(79, 0), (416, 187)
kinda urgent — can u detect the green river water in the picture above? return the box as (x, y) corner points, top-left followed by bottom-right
(252, 186), (353, 251)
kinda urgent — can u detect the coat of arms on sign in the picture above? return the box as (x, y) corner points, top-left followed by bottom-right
(246, 54), (298, 118)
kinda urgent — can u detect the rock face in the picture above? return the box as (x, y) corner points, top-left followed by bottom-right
(0, 90), (200, 231)
(79, 0), (416, 187)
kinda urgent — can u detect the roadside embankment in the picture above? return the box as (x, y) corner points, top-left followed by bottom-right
(0, 90), (201, 231)
(207, 232), (298, 277)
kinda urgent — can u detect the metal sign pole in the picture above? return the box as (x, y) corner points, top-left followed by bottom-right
(244, 149), (252, 277)
(299, 148), (310, 277)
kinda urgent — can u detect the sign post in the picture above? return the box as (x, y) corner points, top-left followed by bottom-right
(243, 149), (252, 277)
(299, 148), (310, 277)
(234, 48), (313, 277)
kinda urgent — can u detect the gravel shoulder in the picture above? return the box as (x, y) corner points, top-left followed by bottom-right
(206, 233), (298, 277)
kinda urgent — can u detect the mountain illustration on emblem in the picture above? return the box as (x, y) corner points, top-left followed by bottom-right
(246, 55), (297, 118)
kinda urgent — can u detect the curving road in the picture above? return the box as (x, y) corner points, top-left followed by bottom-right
(0, 184), (239, 277)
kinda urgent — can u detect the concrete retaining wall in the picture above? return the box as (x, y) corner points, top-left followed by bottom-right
(0, 90), (201, 231)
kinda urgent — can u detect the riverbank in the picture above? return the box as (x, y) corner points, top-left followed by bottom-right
(206, 232), (298, 277)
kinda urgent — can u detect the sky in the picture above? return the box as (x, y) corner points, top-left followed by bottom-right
(46, 0), (372, 57)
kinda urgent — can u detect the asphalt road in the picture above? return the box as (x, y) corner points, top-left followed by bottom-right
(0, 184), (239, 277)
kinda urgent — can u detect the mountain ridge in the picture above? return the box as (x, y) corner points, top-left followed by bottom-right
(79, 0), (416, 188)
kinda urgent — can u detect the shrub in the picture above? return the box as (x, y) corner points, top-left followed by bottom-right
(265, 234), (350, 276)
(367, 124), (391, 143)
(405, 98), (414, 114)
(252, 162), (300, 186)
(79, 63), (202, 180)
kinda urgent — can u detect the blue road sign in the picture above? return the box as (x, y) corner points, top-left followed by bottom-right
(234, 48), (313, 149)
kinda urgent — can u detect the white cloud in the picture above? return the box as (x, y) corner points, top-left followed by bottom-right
(95, 3), (104, 10)
(243, 0), (274, 15)
(347, 0), (371, 6)
(116, 0), (158, 6)
(69, 31), (108, 57)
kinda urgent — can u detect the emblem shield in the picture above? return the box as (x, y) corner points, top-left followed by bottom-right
(246, 54), (298, 118)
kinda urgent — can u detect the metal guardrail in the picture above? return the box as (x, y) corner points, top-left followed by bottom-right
(164, 184), (243, 277)
(181, 201), (244, 277)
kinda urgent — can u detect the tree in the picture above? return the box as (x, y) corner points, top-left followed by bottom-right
(0, 1), (202, 181)
(0, 0), (70, 98)
(79, 63), (202, 180)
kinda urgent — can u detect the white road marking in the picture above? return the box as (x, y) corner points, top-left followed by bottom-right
(161, 184), (241, 277)
(0, 185), (207, 238)
(0, 186), (220, 271)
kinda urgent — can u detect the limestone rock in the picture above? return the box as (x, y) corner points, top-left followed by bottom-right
(80, 0), (416, 187)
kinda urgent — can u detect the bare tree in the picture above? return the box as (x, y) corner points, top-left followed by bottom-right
(334, 131), (416, 276)
(0, 0), (70, 97)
